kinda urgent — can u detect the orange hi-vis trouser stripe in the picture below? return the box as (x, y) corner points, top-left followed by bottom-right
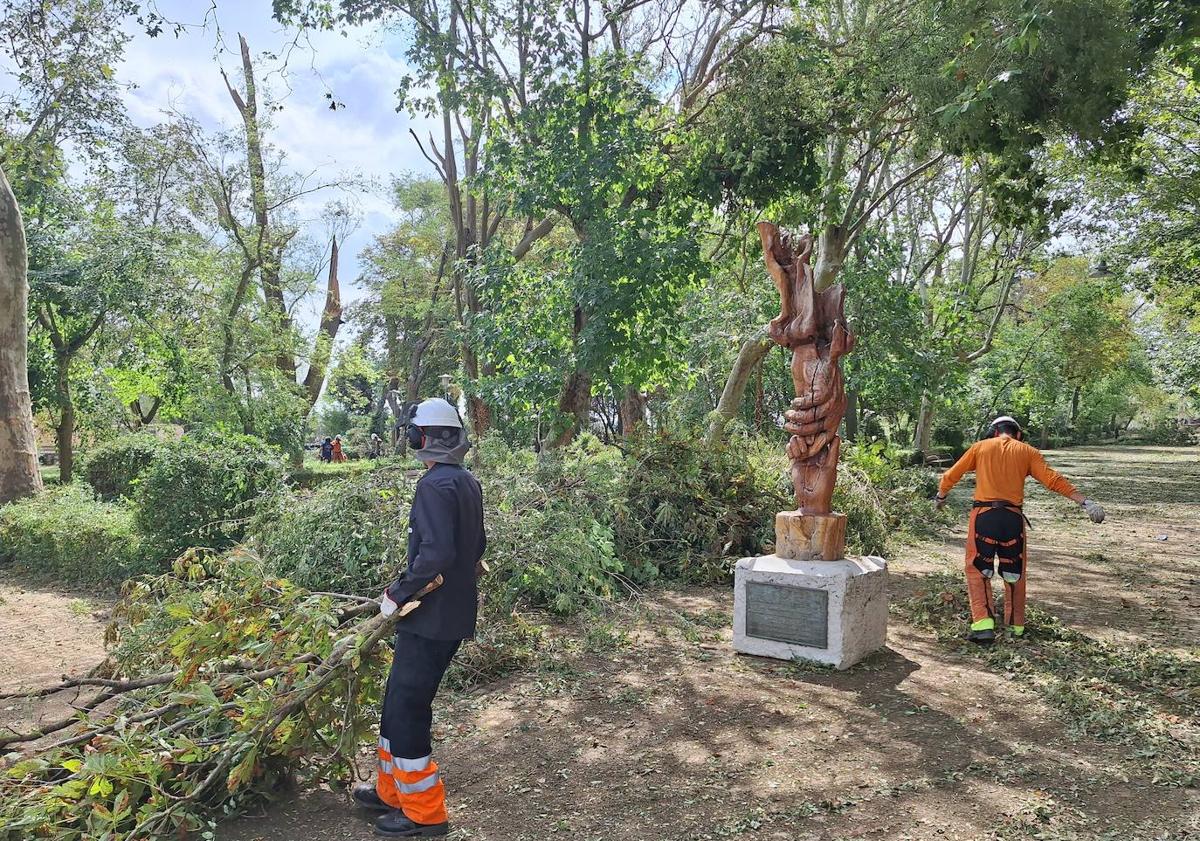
(376, 737), (448, 825)
(964, 506), (1027, 628)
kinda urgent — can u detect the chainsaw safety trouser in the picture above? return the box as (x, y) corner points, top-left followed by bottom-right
(376, 629), (461, 826)
(965, 502), (1027, 630)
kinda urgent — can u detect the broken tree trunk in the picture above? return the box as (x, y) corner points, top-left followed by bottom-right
(302, 236), (344, 409)
(223, 33), (297, 383)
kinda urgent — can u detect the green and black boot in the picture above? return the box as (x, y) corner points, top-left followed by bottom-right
(967, 617), (996, 644)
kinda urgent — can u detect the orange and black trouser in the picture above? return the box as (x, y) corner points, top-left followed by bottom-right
(376, 629), (461, 825)
(964, 500), (1028, 630)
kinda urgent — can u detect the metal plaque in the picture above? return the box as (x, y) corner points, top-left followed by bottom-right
(745, 582), (829, 649)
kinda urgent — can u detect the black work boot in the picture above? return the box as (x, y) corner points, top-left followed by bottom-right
(375, 809), (449, 837)
(352, 784), (390, 812)
(967, 627), (996, 644)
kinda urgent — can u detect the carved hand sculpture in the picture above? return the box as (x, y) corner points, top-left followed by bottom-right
(758, 221), (856, 514)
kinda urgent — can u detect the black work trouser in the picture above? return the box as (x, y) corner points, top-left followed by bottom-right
(380, 629), (462, 760)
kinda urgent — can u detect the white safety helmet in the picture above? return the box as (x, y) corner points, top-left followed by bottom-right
(410, 397), (463, 429)
(990, 415), (1022, 437)
(408, 397), (470, 464)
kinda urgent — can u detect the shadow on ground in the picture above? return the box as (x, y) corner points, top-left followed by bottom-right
(224, 446), (1199, 841)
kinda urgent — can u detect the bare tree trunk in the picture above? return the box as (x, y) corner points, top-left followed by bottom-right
(544, 369), (592, 449)
(301, 236), (344, 409)
(383, 316), (404, 452)
(618, 387), (647, 436)
(845, 388), (859, 442)
(914, 394), (934, 457)
(813, 224), (847, 293)
(53, 352), (74, 484)
(543, 304), (592, 450)
(704, 326), (772, 446)
(0, 164), (42, 503)
(754, 358), (765, 432)
(224, 33), (297, 383)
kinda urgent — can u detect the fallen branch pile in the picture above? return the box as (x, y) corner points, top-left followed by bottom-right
(0, 549), (402, 841)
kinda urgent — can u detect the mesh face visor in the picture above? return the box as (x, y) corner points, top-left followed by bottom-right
(413, 425), (471, 464)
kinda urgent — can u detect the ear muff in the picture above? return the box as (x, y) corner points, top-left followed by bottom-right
(406, 424), (424, 450)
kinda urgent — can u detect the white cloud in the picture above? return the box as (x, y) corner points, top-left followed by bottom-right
(114, 1), (441, 325)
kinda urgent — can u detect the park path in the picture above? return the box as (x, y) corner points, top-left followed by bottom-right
(894, 445), (1200, 655)
(0, 445), (1194, 839)
(220, 445), (1199, 841)
(0, 578), (108, 741)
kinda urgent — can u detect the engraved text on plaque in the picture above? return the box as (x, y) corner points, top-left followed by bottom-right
(744, 582), (829, 649)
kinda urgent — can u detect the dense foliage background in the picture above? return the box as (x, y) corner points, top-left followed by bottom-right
(2, 0), (1199, 838)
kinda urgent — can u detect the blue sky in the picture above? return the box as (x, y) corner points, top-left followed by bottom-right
(115, 0), (439, 322)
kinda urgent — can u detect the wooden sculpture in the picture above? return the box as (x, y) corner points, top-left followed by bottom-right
(759, 221), (856, 560)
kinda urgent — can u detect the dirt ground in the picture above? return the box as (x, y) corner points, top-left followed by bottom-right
(0, 578), (109, 740)
(3, 445), (1196, 840)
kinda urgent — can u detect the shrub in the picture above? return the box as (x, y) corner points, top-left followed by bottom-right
(252, 468), (412, 594)
(79, 433), (166, 500)
(0, 486), (157, 583)
(476, 435), (627, 614)
(1135, 418), (1199, 446)
(135, 432), (285, 559)
(615, 432), (787, 583)
(256, 436), (628, 616)
(832, 464), (890, 556)
(838, 442), (947, 552)
(255, 431), (939, 615)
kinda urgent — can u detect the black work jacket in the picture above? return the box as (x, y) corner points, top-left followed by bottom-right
(386, 463), (486, 641)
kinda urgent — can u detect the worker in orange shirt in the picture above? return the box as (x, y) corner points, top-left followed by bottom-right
(935, 416), (1106, 643)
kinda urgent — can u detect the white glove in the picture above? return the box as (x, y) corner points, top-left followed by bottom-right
(380, 591), (399, 617)
(1082, 499), (1105, 524)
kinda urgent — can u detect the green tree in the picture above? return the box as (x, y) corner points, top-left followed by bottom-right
(702, 0), (1200, 443)
(27, 187), (165, 482)
(275, 0), (777, 444)
(354, 175), (457, 445)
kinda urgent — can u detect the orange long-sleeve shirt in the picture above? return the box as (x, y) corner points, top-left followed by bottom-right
(938, 436), (1078, 505)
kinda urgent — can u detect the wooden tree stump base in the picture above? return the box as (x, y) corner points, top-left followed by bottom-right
(775, 511), (847, 561)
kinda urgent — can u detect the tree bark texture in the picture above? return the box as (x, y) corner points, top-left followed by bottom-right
(0, 164), (43, 503)
(224, 33), (297, 383)
(53, 351), (74, 484)
(301, 236), (344, 408)
(543, 304), (591, 450)
(759, 221), (855, 514)
(704, 325), (772, 446)
(545, 369), (593, 450)
(914, 394), (934, 458)
(618, 387), (647, 435)
(845, 388), (859, 442)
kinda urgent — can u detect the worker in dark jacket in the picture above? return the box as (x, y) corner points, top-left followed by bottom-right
(352, 397), (485, 838)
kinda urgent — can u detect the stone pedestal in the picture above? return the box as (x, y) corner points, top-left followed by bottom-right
(775, 511), (846, 561)
(733, 554), (888, 670)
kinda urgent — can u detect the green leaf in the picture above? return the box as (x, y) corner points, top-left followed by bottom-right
(226, 747), (258, 793)
(165, 602), (193, 619)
